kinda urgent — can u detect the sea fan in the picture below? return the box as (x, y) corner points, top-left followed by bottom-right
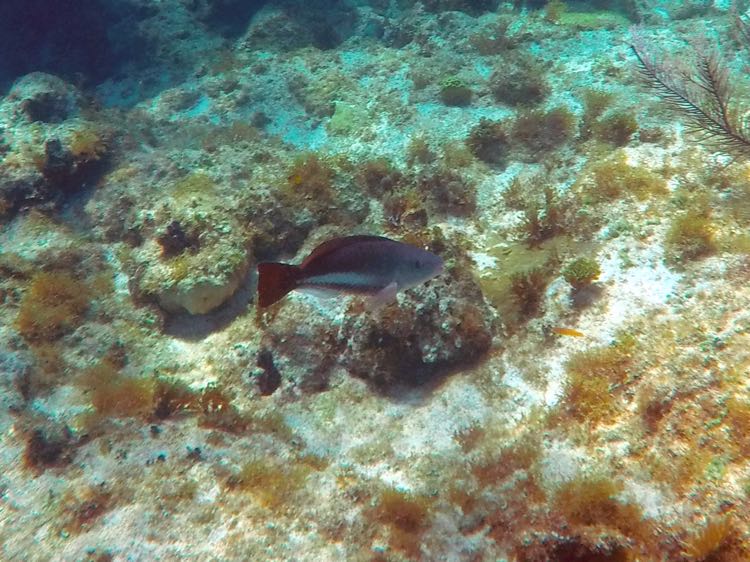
(630, 27), (750, 158)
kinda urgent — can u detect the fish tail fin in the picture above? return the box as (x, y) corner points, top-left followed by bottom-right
(257, 262), (300, 308)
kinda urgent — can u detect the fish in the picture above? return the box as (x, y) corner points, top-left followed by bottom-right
(551, 327), (585, 338)
(257, 235), (444, 308)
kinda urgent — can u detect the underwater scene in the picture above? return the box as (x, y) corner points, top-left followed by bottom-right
(3, 0), (750, 560)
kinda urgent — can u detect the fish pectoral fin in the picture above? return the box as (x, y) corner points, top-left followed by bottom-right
(298, 286), (340, 300)
(366, 282), (399, 311)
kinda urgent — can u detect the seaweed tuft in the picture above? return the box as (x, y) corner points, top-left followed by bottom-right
(682, 517), (743, 561)
(562, 257), (601, 289)
(16, 271), (90, 342)
(665, 210), (716, 263)
(225, 458), (311, 511)
(23, 426), (75, 473)
(562, 337), (635, 423)
(511, 106), (577, 159)
(466, 118), (509, 166)
(368, 487), (433, 558)
(285, 152), (335, 205)
(592, 111), (639, 146)
(510, 265), (553, 318)
(582, 152), (667, 202)
(554, 475), (649, 545)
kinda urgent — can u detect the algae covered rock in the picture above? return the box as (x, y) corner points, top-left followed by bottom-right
(0, 73), (111, 217)
(339, 264), (495, 387)
(256, 233), (496, 391)
(7, 72), (82, 123)
(241, 2), (356, 51)
(0, 167), (48, 217)
(153, 261), (248, 315)
(259, 306), (342, 394)
(258, 266), (496, 392)
(135, 214), (250, 315)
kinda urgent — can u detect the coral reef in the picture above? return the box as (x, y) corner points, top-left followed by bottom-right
(2, 2), (750, 561)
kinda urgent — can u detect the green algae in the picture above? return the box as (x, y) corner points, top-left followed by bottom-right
(579, 151), (668, 203)
(665, 210), (716, 263)
(439, 76), (473, 106)
(704, 456), (728, 482)
(328, 101), (368, 135)
(558, 10), (631, 29)
(171, 172), (216, 201)
(478, 236), (583, 326)
(562, 257), (601, 289)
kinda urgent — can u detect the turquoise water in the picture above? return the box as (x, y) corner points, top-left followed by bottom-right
(1, 1), (749, 560)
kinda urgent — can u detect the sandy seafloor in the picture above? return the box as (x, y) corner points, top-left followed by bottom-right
(2, 0), (750, 560)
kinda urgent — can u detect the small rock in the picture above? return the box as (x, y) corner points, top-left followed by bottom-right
(8, 72), (82, 123)
(136, 222), (250, 315)
(340, 262), (495, 388)
(260, 306), (340, 394)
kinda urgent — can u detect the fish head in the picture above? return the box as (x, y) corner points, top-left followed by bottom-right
(396, 246), (444, 289)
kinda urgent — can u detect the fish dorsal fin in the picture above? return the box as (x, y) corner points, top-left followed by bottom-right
(300, 235), (391, 269)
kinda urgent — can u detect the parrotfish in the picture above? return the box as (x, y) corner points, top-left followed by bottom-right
(257, 235), (444, 308)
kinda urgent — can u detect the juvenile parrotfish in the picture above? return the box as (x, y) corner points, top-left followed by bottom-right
(257, 235), (444, 308)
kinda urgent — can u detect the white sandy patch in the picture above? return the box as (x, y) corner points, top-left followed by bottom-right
(391, 381), (489, 457)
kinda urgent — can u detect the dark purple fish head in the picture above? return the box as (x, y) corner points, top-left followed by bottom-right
(393, 244), (444, 290)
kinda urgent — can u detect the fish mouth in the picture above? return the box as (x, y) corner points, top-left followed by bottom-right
(426, 262), (444, 283)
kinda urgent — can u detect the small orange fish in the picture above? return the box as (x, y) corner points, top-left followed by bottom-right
(551, 327), (585, 338)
